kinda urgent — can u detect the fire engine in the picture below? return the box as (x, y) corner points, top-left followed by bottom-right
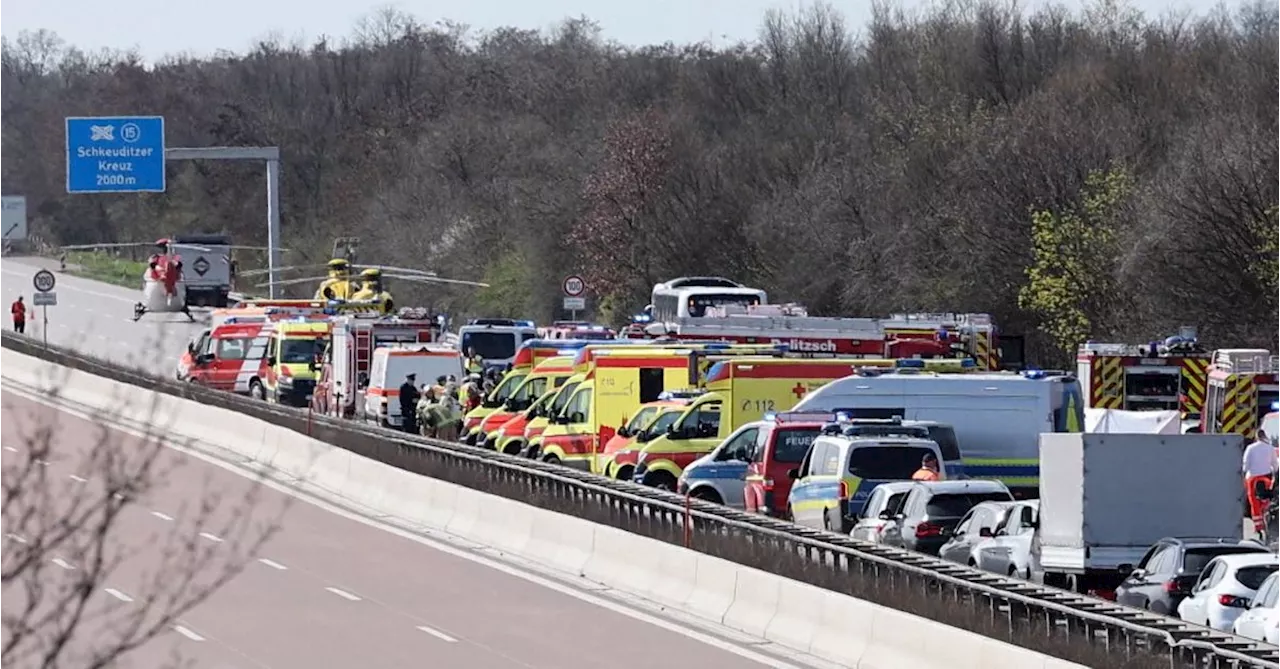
(1203, 349), (1280, 437)
(1076, 330), (1212, 417)
(312, 312), (455, 418)
(640, 305), (1004, 370)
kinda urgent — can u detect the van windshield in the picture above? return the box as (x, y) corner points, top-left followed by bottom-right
(639, 411), (682, 442)
(626, 406), (661, 433)
(280, 338), (321, 364)
(846, 446), (936, 480)
(549, 381), (581, 415)
(490, 373), (527, 403)
(461, 331), (517, 360)
(511, 376), (548, 402)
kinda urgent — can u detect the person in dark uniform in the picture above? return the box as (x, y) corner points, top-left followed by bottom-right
(399, 373), (421, 434)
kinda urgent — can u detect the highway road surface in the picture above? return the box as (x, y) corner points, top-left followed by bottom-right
(1, 255), (206, 376)
(1, 389), (830, 669)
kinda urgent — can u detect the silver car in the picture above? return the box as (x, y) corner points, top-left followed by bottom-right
(973, 500), (1040, 579)
(849, 482), (915, 544)
(937, 501), (1015, 566)
(676, 421), (765, 509)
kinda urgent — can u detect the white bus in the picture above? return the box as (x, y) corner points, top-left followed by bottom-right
(648, 277), (768, 322)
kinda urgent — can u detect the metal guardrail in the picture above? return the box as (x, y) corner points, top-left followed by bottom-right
(3, 331), (1277, 669)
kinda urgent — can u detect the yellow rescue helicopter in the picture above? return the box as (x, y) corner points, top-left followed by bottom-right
(237, 237), (489, 315)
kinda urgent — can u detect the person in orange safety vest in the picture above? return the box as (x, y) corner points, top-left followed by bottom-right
(912, 452), (942, 481)
(1244, 429), (1277, 532)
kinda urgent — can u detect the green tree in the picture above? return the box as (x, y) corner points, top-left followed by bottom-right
(1018, 167), (1135, 360)
(1251, 205), (1279, 321)
(472, 249), (533, 318)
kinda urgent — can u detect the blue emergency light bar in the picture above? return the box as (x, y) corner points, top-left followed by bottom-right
(768, 411), (844, 424)
(1271, 401), (1279, 411)
(657, 389), (704, 401)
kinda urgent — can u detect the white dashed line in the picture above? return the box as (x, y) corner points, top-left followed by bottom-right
(51, 557), (74, 570)
(35, 460), (50, 467)
(151, 511), (174, 521)
(3, 446), (17, 453)
(104, 588), (134, 602)
(199, 532), (223, 543)
(416, 625), (458, 643)
(5, 533), (28, 544)
(69, 474), (87, 483)
(173, 625), (205, 642)
(324, 587), (361, 601)
(258, 558), (287, 570)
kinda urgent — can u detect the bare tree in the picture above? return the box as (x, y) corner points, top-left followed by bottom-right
(1, 361), (280, 669)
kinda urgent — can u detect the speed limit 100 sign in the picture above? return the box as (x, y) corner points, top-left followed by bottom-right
(562, 275), (586, 297)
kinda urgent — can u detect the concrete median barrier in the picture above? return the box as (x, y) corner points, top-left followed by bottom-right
(1, 350), (1091, 669)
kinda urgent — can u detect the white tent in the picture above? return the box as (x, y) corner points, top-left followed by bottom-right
(1085, 408), (1181, 435)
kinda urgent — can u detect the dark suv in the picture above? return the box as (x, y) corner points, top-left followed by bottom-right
(1115, 538), (1271, 615)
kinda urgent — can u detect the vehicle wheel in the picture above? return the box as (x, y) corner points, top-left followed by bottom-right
(968, 559), (978, 568)
(249, 379), (265, 400)
(643, 471), (678, 491)
(690, 488), (723, 506)
(615, 465), (634, 482)
(1065, 574), (1080, 593)
(542, 453), (561, 466)
(500, 441), (523, 456)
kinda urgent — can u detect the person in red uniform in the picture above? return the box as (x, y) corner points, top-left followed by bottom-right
(912, 452), (941, 481)
(10, 296), (26, 333)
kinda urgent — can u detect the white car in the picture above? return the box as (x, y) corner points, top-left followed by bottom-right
(1232, 571), (1280, 644)
(1177, 553), (1279, 632)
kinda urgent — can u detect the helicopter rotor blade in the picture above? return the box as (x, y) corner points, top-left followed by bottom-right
(353, 264), (439, 277)
(238, 263), (330, 277)
(378, 275), (488, 287)
(59, 242), (153, 251)
(251, 275), (332, 288)
(226, 245), (291, 252)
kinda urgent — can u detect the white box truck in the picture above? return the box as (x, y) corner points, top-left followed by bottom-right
(1031, 432), (1247, 595)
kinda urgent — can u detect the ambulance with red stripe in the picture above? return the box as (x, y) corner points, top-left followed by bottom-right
(534, 345), (787, 469)
(475, 355), (577, 452)
(461, 339), (602, 445)
(648, 307), (1007, 371)
(629, 357), (978, 490)
(362, 344), (464, 428)
(178, 319), (276, 394)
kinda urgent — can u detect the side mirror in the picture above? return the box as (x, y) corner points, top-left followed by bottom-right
(309, 360), (319, 372)
(195, 353), (214, 365)
(786, 468), (800, 480)
(877, 511), (892, 521)
(569, 412), (585, 424)
(266, 356), (276, 367)
(978, 527), (993, 538)
(617, 427), (631, 438)
(186, 342), (196, 355)
(1117, 564), (1136, 577)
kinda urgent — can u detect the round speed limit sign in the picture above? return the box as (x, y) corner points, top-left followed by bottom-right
(562, 275), (586, 297)
(32, 269), (56, 293)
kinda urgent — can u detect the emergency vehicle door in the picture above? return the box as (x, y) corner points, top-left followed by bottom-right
(211, 336), (254, 391)
(184, 329), (213, 381)
(559, 386), (595, 456)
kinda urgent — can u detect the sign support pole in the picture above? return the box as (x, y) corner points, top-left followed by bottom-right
(165, 147), (283, 298)
(42, 305), (48, 348)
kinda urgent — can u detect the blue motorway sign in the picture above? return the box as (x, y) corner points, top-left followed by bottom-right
(65, 116), (166, 193)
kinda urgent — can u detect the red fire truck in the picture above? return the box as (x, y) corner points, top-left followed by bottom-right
(312, 312), (454, 418)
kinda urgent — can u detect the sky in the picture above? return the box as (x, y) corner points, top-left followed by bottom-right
(1, 0), (1228, 62)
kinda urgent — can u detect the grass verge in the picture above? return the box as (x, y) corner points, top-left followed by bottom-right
(63, 251), (146, 289)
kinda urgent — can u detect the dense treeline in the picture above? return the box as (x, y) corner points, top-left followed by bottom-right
(3, 1), (1276, 364)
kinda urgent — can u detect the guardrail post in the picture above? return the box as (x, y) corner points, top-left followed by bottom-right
(683, 493), (692, 549)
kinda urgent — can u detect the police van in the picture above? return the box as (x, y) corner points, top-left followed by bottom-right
(791, 370), (1085, 497)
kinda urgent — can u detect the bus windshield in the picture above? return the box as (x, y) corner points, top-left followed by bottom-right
(685, 293), (762, 317)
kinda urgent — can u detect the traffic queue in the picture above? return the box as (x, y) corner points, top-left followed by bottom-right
(172, 277), (1280, 622)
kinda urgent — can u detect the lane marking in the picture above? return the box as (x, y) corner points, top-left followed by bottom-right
(2, 384), (818, 669)
(104, 588), (134, 602)
(173, 625), (205, 642)
(3, 446), (17, 452)
(324, 587), (361, 601)
(69, 474), (88, 483)
(35, 460), (50, 467)
(199, 532), (223, 543)
(51, 557), (74, 570)
(258, 558), (288, 570)
(5, 533), (28, 544)
(151, 511), (174, 521)
(416, 625), (458, 643)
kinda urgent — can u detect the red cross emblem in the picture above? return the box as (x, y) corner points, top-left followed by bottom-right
(792, 383), (807, 399)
